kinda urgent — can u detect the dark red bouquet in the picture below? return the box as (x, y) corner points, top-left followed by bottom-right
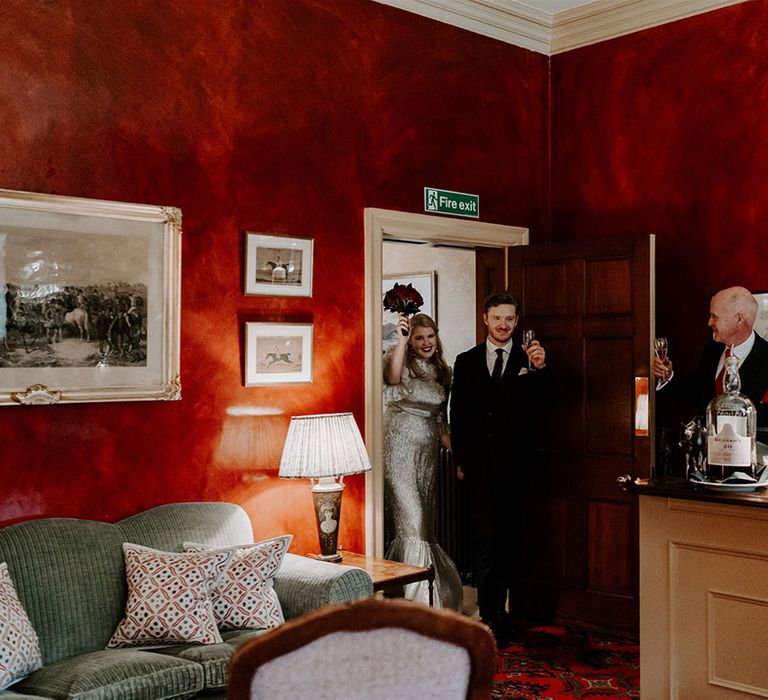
(383, 283), (424, 316)
(383, 283), (424, 335)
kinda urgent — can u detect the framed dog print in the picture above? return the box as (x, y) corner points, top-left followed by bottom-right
(244, 233), (313, 297)
(245, 322), (313, 385)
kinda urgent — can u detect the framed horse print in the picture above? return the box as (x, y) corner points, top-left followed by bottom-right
(245, 322), (313, 386)
(0, 189), (181, 405)
(244, 232), (313, 297)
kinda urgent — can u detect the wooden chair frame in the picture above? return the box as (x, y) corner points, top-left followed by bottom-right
(228, 597), (496, 699)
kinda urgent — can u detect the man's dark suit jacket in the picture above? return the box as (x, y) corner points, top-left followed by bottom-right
(676, 331), (768, 429)
(450, 342), (552, 474)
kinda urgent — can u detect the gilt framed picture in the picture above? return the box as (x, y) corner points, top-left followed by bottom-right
(0, 188), (181, 405)
(244, 232), (313, 297)
(245, 322), (313, 385)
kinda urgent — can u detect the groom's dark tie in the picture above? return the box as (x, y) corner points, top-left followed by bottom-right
(492, 348), (504, 381)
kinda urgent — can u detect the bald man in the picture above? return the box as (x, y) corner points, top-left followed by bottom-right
(653, 286), (768, 429)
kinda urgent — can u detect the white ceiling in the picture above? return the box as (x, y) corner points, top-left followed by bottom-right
(372, 0), (747, 55)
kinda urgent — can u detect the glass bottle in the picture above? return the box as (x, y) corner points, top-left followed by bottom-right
(706, 355), (757, 481)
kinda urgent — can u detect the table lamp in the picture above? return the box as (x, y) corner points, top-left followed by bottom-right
(278, 412), (372, 561)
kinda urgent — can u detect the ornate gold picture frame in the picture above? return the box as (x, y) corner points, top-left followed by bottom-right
(0, 189), (181, 405)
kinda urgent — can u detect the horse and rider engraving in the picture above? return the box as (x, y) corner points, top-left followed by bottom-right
(266, 351), (294, 367)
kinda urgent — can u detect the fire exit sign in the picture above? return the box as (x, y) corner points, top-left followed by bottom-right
(424, 187), (479, 218)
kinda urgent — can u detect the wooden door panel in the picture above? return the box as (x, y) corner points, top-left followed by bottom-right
(475, 246), (505, 343)
(587, 499), (634, 596)
(585, 258), (632, 314)
(523, 263), (568, 316)
(584, 337), (634, 455)
(508, 235), (652, 632)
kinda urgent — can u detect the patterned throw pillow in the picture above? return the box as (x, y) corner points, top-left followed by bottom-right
(184, 535), (291, 631)
(0, 562), (42, 690)
(107, 543), (232, 648)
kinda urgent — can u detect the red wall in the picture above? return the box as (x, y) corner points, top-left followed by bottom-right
(551, 0), (768, 377)
(0, 0), (549, 551)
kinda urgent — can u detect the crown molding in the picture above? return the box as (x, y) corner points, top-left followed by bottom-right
(550, 0), (747, 54)
(371, 0), (554, 54)
(371, 0), (748, 55)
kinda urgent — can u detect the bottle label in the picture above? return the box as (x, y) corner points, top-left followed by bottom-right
(708, 423), (751, 467)
(716, 414), (747, 436)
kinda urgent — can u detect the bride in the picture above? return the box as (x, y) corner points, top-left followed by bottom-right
(383, 313), (462, 610)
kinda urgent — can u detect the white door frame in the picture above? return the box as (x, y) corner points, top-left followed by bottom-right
(363, 208), (529, 556)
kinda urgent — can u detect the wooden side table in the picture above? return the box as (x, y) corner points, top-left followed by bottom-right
(335, 552), (436, 606)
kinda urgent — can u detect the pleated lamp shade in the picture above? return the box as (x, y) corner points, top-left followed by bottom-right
(278, 412), (371, 479)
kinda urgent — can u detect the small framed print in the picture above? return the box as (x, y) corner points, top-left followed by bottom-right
(245, 322), (313, 386)
(244, 233), (313, 297)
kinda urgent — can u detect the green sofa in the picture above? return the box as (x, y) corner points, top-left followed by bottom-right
(0, 502), (373, 699)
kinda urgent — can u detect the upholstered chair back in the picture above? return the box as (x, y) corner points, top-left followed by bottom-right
(229, 598), (496, 700)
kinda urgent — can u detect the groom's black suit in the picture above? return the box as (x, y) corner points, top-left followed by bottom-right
(450, 341), (552, 625)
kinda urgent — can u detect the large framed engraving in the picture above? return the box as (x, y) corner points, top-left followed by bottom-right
(0, 189), (181, 405)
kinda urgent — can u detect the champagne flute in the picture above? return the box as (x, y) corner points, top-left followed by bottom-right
(522, 329), (535, 370)
(654, 337), (668, 387)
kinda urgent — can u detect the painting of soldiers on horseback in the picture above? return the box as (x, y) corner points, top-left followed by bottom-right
(0, 189), (181, 406)
(1, 281), (148, 369)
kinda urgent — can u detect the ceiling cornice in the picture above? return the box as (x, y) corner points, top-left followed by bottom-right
(371, 0), (748, 55)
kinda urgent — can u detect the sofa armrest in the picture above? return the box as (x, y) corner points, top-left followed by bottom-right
(274, 553), (373, 620)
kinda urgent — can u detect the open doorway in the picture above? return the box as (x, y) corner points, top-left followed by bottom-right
(363, 208), (528, 556)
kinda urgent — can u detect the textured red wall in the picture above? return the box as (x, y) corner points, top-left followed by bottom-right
(551, 0), (768, 377)
(0, 0), (548, 551)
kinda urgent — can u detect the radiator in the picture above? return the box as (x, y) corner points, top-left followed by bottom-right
(436, 446), (473, 581)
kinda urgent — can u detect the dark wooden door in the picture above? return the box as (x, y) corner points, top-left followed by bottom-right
(475, 246), (506, 342)
(507, 235), (652, 631)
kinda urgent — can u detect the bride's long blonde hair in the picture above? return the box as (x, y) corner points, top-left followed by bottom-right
(406, 313), (451, 388)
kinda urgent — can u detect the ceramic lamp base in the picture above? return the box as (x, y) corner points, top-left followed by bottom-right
(311, 478), (344, 562)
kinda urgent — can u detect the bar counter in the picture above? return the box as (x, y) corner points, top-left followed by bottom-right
(627, 473), (768, 698)
(619, 473), (768, 508)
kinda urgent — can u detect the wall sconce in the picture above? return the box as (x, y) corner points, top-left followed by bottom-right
(278, 413), (371, 562)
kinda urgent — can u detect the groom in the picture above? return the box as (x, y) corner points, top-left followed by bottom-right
(450, 291), (551, 646)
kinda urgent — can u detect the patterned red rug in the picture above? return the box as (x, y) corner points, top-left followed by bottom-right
(494, 624), (640, 699)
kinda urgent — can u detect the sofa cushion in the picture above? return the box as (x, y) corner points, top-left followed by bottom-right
(151, 629), (267, 690)
(183, 536), (291, 631)
(108, 544), (231, 649)
(0, 564), (42, 690)
(12, 649), (203, 699)
(0, 518), (126, 666)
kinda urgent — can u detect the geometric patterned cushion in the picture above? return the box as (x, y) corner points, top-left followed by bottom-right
(0, 563), (42, 690)
(106, 544), (232, 649)
(183, 535), (291, 631)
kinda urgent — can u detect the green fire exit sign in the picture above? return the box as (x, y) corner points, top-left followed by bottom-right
(424, 187), (479, 218)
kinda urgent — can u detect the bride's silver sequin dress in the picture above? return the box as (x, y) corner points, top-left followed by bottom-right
(383, 352), (463, 610)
